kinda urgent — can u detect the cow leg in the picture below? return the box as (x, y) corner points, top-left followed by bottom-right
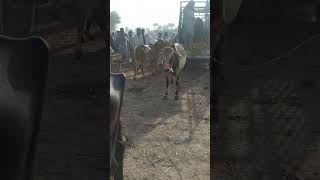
(163, 75), (169, 99)
(159, 66), (162, 74)
(154, 63), (157, 75)
(175, 74), (180, 100)
(141, 65), (145, 78)
(151, 63), (156, 76)
(133, 65), (137, 80)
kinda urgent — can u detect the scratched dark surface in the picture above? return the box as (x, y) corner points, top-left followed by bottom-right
(34, 35), (106, 179)
(212, 16), (320, 180)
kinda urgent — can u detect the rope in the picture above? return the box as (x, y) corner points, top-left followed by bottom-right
(215, 33), (320, 71)
(259, 33), (320, 67)
(128, 68), (210, 93)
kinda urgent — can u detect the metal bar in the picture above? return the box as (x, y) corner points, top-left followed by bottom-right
(0, 0), (3, 33)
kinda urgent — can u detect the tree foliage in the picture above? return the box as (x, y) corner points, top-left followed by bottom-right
(110, 11), (121, 31)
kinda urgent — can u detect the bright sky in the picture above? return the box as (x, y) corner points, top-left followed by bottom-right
(110, 0), (182, 30)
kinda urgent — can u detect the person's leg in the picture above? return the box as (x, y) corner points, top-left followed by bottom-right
(186, 35), (193, 54)
(183, 32), (189, 49)
(189, 33), (194, 51)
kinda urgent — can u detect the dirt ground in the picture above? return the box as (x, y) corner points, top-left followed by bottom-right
(35, 40), (106, 180)
(119, 62), (210, 180)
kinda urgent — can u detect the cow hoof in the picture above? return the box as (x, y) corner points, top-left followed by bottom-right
(174, 96), (179, 100)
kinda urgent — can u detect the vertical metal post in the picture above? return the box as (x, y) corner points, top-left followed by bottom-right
(0, 0), (3, 33)
(30, 0), (38, 32)
(178, 1), (183, 43)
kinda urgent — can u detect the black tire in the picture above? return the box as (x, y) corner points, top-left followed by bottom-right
(113, 122), (125, 180)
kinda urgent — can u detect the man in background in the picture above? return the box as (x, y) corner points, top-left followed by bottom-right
(163, 32), (169, 41)
(141, 28), (146, 45)
(110, 32), (116, 52)
(182, 0), (195, 52)
(115, 28), (129, 63)
(127, 30), (135, 63)
(134, 28), (145, 47)
(157, 32), (162, 40)
(145, 34), (151, 45)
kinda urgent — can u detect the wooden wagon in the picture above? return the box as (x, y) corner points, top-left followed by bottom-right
(110, 53), (123, 73)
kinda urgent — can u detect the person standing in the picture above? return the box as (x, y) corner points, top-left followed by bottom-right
(182, 0), (195, 52)
(141, 28), (146, 45)
(127, 30), (135, 63)
(114, 28), (129, 62)
(204, 13), (210, 45)
(145, 34), (151, 45)
(110, 32), (116, 52)
(134, 28), (144, 47)
(157, 32), (162, 41)
(163, 32), (169, 41)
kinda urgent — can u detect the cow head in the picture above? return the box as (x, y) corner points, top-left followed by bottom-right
(159, 47), (181, 73)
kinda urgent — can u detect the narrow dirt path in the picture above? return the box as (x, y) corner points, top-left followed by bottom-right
(121, 64), (210, 180)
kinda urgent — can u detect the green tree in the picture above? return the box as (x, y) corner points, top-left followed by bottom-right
(145, 28), (151, 33)
(110, 11), (121, 31)
(125, 27), (129, 33)
(153, 23), (159, 30)
(167, 23), (175, 30)
(157, 25), (162, 32)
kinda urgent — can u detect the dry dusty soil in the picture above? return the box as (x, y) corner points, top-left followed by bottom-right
(120, 63), (210, 180)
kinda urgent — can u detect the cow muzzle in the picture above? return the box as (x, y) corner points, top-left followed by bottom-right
(163, 64), (173, 72)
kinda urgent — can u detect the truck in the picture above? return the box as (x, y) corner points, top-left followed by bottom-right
(177, 0), (210, 63)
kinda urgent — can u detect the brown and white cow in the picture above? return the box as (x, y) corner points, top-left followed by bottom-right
(149, 40), (172, 74)
(158, 43), (186, 100)
(132, 45), (152, 80)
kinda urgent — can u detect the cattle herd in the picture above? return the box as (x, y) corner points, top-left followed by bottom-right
(114, 39), (187, 99)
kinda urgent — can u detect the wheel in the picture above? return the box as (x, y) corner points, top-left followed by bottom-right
(113, 122), (125, 180)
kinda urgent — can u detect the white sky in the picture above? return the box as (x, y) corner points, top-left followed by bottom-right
(110, 0), (182, 30)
